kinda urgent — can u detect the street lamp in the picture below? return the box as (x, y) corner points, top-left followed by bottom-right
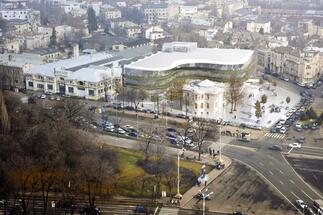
(175, 148), (185, 199)
(199, 189), (214, 215)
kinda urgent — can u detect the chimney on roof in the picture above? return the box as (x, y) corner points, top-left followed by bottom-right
(72, 43), (79, 58)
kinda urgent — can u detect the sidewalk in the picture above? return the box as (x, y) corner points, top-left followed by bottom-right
(180, 155), (232, 208)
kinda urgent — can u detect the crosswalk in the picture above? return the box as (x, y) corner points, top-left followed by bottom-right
(264, 133), (286, 139)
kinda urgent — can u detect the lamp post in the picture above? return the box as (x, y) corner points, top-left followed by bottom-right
(175, 148), (184, 199)
(199, 189), (214, 215)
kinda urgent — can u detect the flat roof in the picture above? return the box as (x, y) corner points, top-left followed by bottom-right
(125, 48), (254, 72)
(29, 52), (115, 77)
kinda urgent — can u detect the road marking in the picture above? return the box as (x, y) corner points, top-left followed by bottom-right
(301, 190), (313, 201)
(269, 171), (274, 176)
(259, 162), (264, 166)
(279, 170), (284, 174)
(291, 191), (300, 199)
(289, 179), (295, 184)
(280, 180), (284, 185)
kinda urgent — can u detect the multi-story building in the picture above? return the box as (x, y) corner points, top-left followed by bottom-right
(124, 42), (254, 89)
(179, 5), (197, 18)
(100, 6), (121, 20)
(142, 3), (168, 23)
(257, 47), (322, 86)
(183, 79), (225, 119)
(0, 53), (43, 90)
(25, 52), (123, 100)
(145, 26), (165, 40)
(246, 21), (271, 34)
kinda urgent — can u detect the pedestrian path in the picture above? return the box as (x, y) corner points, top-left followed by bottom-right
(180, 155), (232, 208)
(158, 207), (179, 215)
(264, 132), (285, 139)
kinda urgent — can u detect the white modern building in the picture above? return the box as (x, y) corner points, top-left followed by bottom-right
(246, 21), (271, 34)
(145, 26), (166, 40)
(124, 42), (254, 88)
(183, 79), (225, 119)
(25, 52), (123, 100)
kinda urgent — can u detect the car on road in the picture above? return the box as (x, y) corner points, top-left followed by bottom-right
(269, 145), (283, 151)
(40, 94), (47, 99)
(296, 199), (307, 209)
(296, 137), (305, 144)
(167, 138), (177, 145)
(288, 143), (302, 149)
(279, 127), (287, 134)
(134, 205), (147, 214)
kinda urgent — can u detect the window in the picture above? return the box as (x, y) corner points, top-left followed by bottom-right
(37, 84), (44, 89)
(195, 103), (197, 109)
(47, 84), (53, 90)
(89, 89), (95, 96)
(78, 87), (85, 91)
(207, 95), (209, 100)
(206, 103), (209, 109)
(28, 82), (33, 87)
(68, 87), (74, 93)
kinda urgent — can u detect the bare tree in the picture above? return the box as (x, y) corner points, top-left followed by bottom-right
(0, 91), (10, 134)
(226, 74), (244, 113)
(193, 119), (214, 161)
(151, 93), (160, 114)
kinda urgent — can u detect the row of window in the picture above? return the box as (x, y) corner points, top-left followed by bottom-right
(28, 81), (53, 90)
(194, 103), (210, 109)
(194, 94), (210, 100)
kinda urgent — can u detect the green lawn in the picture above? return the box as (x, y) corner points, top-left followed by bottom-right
(109, 146), (208, 197)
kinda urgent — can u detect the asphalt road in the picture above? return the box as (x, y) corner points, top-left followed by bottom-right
(223, 139), (323, 210)
(97, 132), (323, 212)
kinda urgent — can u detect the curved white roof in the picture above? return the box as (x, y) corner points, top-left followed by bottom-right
(125, 48), (254, 72)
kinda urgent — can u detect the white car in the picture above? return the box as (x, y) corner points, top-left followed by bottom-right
(288, 143), (302, 149)
(296, 199), (306, 209)
(40, 94), (46, 99)
(280, 127), (287, 134)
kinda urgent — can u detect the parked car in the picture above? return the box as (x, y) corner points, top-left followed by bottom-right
(166, 127), (177, 133)
(176, 113), (188, 119)
(167, 138), (177, 145)
(115, 127), (126, 134)
(40, 94), (46, 99)
(128, 132), (139, 138)
(80, 206), (101, 215)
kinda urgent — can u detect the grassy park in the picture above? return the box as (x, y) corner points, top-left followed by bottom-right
(110, 146), (210, 197)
